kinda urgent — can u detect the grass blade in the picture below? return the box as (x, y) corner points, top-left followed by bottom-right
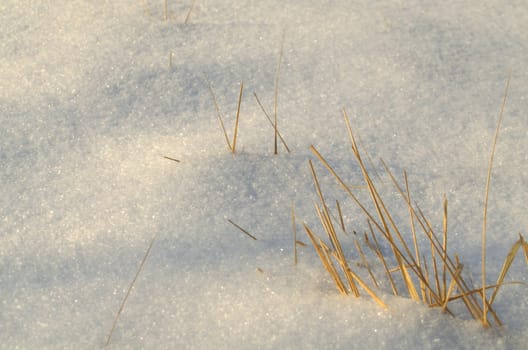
(304, 224), (348, 295)
(231, 81), (244, 153)
(253, 93), (290, 152)
(442, 195), (448, 301)
(292, 203), (298, 265)
(163, 155), (180, 162)
(205, 76), (232, 151)
(442, 263), (463, 311)
(449, 281), (525, 302)
(354, 239), (379, 288)
(335, 200), (347, 233)
(342, 263), (387, 309)
(522, 234), (528, 265)
(403, 171), (428, 302)
(184, 0), (197, 24)
(488, 236), (523, 306)
(481, 71), (511, 326)
(105, 234), (157, 347)
(227, 219), (257, 240)
(309, 160), (360, 295)
(366, 222), (399, 295)
(430, 242), (442, 299)
(273, 31), (285, 155)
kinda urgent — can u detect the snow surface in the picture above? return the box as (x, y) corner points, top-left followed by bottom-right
(1, 1), (527, 348)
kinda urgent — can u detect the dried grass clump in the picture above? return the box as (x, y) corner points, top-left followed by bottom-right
(303, 79), (527, 328)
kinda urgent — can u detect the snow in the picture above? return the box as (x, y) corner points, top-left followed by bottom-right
(1, 0), (527, 348)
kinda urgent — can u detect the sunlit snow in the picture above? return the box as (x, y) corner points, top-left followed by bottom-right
(1, 1), (527, 348)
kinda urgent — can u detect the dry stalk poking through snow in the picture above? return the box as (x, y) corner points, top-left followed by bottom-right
(304, 93), (527, 327)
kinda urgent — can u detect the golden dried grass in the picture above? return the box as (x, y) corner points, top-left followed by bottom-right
(303, 76), (526, 327)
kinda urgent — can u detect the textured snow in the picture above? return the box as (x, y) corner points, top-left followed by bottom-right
(1, 1), (527, 348)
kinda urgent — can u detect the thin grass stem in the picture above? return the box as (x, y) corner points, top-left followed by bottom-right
(336, 200), (346, 233)
(184, 0), (196, 24)
(253, 93), (290, 152)
(304, 224), (347, 295)
(105, 234), (157, 347)
(367, 221), (399, 295)
(163, 156), (180, 162)
(231, 81), (244, 153)
(488, 236), (523, 306)
(227, 219), (257, 240)
(205, 76), (232, 151)
(274, 31), (286, 155)
(442, 195), (448, 301)
(292, 203), (298, 265)
(354, 239), (379, 288)
(521, 234), (528, 265)
(481, 71), (511, 326)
